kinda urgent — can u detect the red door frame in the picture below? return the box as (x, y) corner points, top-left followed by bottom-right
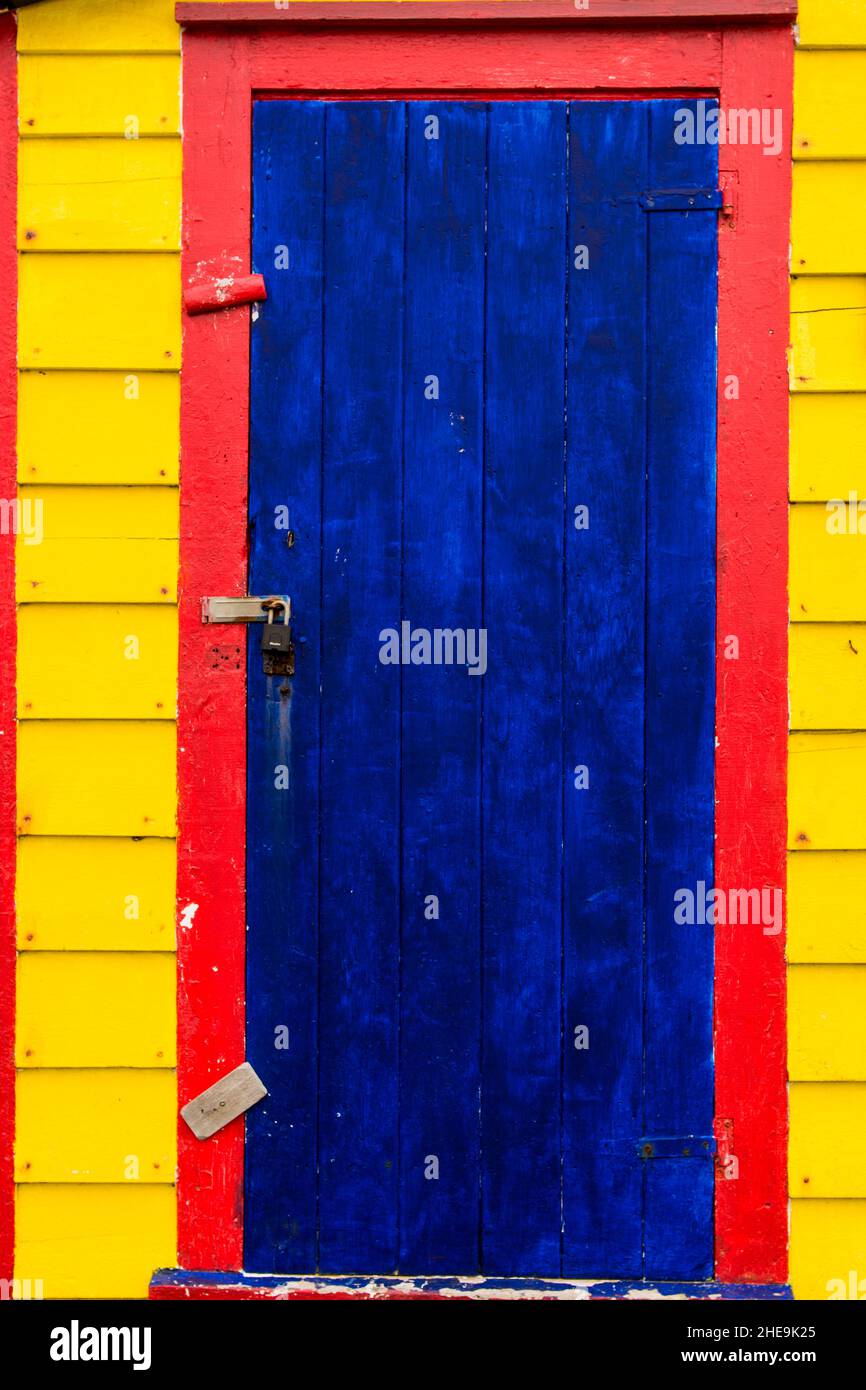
(170, 1), (793, 1293)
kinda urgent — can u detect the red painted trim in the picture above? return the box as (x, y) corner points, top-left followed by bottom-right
(178, 18), (791, 1283)
(177, 2), (798, 28)
(712, 24), (790, 1285)
(0, 11), (16, 1290)
(177, 30), (254, 1270)
(184, 273), (267, 316)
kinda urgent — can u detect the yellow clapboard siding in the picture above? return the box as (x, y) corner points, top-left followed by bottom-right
(18, 606), (177, 720)
(19, 254), (180, 370)
(791, 1200), (866, 1300)
(790, 505), (866, 621)
(18, 371), (179, 485)
(16, 952), (176, 1068)
(790, 394), (866, 500)
(797, 0), (866, 48)
(790, 1083), (866, 1197)
(17, 0), (181, 54)
(789, 733), (866, 849)
(18, 721), (176, 837)
(794, 52), (866, 160)
(19, 138), (181, 251)
(16, 1070), (176, 1183)
(17, 539), (178, 603)
(19, 55), (180, 138)
(790, 277), (866, 392)
(788, 851), (866, 963)
(789, 965), (866, 1079)
(17, 486), (178, 538)
(790, 625), (866, 729)
(17, 836), (176, 951)
(792, 164), (866, 275)
(15, 1184), (176, 1300)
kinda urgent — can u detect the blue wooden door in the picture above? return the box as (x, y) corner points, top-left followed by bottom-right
(245, 99), (717, 1279)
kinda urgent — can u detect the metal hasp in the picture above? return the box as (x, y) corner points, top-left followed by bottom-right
(640, 189), (724, 212)
(202, 595), (291, 624)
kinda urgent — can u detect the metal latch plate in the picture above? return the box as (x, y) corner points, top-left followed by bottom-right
(202, 596), (291, 624)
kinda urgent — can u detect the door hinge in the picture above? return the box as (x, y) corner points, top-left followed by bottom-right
(640, 189), (724, 213)
(600, 1135), (717, 1159)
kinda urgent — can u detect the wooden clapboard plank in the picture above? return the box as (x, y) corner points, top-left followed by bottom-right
(789, 965), (866, 1080)
(244, 98), (325, 1274)
(787, 850), (866, 964)
(19, 138), (181, 253)
(790, 1083), (866, 1197)
(19, 55), (180, 137)
(15, 1185), (176, 1301)
(562, 100), (646, 1277)
(794, 52), (866, 159)
(481, 102), (566, 1276)
(16, 952), (176, 1067)
(643, 100), (717, 1279)
(790, 394), (866, 503)
(790, 624), (866, 730)
(16, 1070), (176, 1182)
(317, 103), (404, 1273)
(790, 1199), (866, 1301)
(399, 102), (485, 1274)
(19, 254), (180, 371)
(18, 721), (176, 838)
(17, 836), (176, 951)
(17, 538), (178, 603)
(18, 370), (179, 486)
(18, 605), (178, 721)
(17, 0), (181, 54)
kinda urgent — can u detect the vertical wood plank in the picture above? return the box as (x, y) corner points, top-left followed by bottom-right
(399, 103), (486, 1273)
(643, 99), (717, 1280)
(245, 99), (325, 1273)
(562, 100), (647, 1277)
(317, 102), (405, 1273)
(482, 101), (566, 1276)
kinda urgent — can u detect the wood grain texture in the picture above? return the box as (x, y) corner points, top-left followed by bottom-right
(177, 1), (798, 25)
(481, 100), (565, 1276)
(0, 9), (16, 1291)
(562, 100), (645, 1277)
(643, 98), (716, 1283)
